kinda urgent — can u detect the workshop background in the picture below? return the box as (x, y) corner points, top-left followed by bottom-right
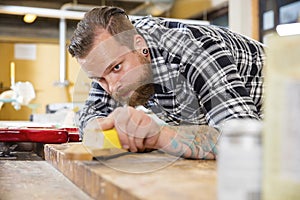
(0, 0), (299, 120)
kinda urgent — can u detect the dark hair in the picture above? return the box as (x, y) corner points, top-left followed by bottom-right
(68, 6), (136, 58)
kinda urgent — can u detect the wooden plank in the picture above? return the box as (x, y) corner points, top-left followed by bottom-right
(45, 143), (217, 200)
(0, 160), (93, 200)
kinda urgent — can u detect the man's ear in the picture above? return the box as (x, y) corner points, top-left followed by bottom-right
(133, 34), (148, 54)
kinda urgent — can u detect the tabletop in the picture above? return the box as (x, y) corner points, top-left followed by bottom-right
(44, 143), (217, 200)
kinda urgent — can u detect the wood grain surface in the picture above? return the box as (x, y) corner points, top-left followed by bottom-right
(45, 143), (217, 200)
(0, 160), (93, 200)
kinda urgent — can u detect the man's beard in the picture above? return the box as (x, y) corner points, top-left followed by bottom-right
(128, 83), (154, 107)
(112, 53), (154, 107)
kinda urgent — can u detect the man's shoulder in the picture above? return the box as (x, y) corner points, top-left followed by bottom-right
(132, 16), (192, 31)
(132, 16), (229, 38)
(131, 16), (159, 29)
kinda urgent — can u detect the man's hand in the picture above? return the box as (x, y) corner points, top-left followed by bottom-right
(103, 106), (161, 152)
(94, 107), (219, 159)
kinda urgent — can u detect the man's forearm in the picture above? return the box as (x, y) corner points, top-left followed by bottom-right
(157, 125), (220, 159)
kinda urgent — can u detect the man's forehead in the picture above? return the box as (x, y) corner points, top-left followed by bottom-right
(78, 30), (134, 77)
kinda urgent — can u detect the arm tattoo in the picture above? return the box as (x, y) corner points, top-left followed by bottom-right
(161, 125), (220, 159)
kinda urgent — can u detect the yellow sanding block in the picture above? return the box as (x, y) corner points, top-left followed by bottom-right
(83, 128), (121, 148)
(64, 128), (124, 160)
(102, 128), (122, 149)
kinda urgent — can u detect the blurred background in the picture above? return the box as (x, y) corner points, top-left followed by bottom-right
(0, 0), (299, 121)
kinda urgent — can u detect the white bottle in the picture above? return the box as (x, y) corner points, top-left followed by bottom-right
(218, 119), (262, 200)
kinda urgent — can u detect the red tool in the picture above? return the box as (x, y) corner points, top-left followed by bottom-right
(61, 127), (80, 142)
(0, 127), (69, 143)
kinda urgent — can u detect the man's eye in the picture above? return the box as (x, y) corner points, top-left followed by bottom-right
(113, 64), (122, 72)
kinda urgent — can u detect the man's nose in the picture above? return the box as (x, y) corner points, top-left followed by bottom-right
(97, 76), (113, 94)
(105, 75), (118, 94)
(108, 83), (114, 94)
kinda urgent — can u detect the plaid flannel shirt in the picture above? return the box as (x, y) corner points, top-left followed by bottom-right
(77, 16), (266, 136)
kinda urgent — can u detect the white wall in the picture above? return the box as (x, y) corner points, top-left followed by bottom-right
(212, 0), (228, 7)
(229, 0), (253, 37)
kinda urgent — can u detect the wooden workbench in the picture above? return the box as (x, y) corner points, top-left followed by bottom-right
(44, 143), (217, 200)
